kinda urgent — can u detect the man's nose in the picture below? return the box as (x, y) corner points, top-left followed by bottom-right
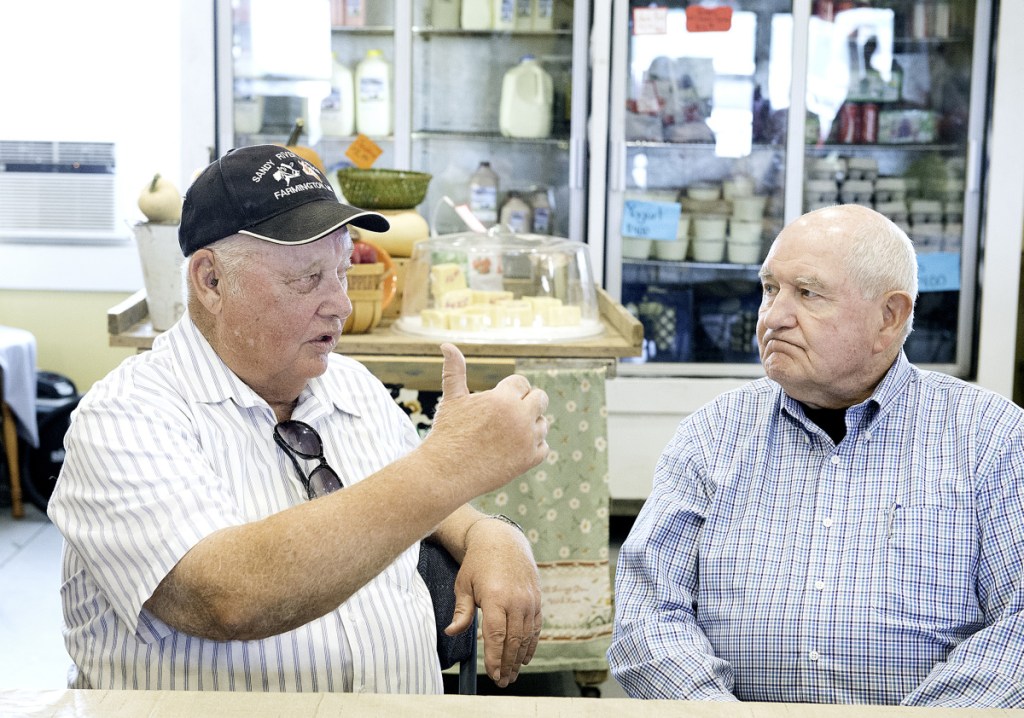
(761, 290), (796, 329)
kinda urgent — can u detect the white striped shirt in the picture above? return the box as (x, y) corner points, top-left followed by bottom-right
(47, 316), (442, 693)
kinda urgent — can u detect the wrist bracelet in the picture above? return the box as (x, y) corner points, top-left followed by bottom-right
(486, 513), (525, 534)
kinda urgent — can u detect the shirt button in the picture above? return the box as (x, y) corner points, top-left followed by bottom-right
(831, 455), (840, 465)
(809, 650), (820, 661)
(815, 580), (825, 590)
(863, 431), (872, 441)
(823, 517), (834, 527)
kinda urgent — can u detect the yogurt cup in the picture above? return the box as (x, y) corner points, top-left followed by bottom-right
(622, 237), (653, 259)
(691, 237), (726, 263)
(732, 195), (767, 221)
(727, 239), (762, 264)
(729, 220), (762, 243)
(693, 216), (728, 239)
(687, 183), (721, 201)
(653, 237), (689, 261)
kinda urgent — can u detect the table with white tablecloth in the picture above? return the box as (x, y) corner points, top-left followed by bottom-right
(0, 325), (38, 518)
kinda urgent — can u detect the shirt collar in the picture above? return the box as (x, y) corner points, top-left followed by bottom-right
(778, 351), (913, 429)
(156, 314), (363, 420)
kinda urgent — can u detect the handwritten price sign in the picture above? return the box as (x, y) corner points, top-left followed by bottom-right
(621, 200), (681, 241)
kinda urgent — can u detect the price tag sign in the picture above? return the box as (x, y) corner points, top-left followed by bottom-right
(685, 6), (733, 32)
(632, 7), (668, 35)
(621, 200), (681, 241)
(916, 251), (960, 293)
(345, 134), (383, 169)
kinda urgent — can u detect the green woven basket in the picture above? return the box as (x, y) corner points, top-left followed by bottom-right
(336, 168), (433, 210)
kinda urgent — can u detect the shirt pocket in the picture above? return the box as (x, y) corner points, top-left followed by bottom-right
(871, 505), (980, 633)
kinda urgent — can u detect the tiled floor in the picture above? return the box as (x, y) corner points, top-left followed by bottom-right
(0, 502), (631, 698)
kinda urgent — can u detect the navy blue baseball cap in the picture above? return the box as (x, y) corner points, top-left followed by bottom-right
(179, 144), (390, 256)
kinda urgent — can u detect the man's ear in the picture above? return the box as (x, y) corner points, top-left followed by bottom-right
(188, 250), (223, 313)
(875, 290), (914, 353)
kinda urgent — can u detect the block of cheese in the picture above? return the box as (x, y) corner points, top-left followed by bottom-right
(494, 299), (535, 328)
(420, 309), (449, 329)
(472, 289), (515, 305)
(449, 310), (488, 332)
(437, 288), (474, 310)
(430, 263), (467, 300)
(543, 304), (582, 327)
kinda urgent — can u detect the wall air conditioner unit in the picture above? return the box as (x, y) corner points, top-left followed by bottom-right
(0, 140), (121, 242)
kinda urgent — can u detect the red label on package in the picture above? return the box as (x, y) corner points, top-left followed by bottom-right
(685, 6), (732, 32)
(345, 134), (383, 169)
(633, 7), (668, 35)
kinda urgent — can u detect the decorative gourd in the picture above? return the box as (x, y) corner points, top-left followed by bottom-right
(282, 118), (326, 172)
(137, 173), (182, 224)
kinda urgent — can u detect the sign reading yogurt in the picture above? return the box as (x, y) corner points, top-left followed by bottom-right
(621, 200), (681, 241)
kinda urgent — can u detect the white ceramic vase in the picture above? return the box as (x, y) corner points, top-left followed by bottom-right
(133, 222), (186, 331)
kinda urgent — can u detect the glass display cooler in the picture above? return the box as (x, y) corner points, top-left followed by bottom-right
(597, 0), (993, 379)
(214, 0), (591, 244)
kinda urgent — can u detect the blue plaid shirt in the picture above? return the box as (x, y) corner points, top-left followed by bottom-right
(609, 353), (1024, 706)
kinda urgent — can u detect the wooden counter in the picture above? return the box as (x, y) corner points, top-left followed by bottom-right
(108, 287), (644, 391)
(2, 689), (1016, 718)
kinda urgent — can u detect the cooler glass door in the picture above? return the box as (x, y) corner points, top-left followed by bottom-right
(608, 0), (793, 375)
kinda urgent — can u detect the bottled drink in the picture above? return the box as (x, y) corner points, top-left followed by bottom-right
(461, 0), (491, 30)
(514, 0), (533, 29)
(500, 191), (532, 233)
(530, 187), (553, 234)
(532, 0), (554, 30)
(355, 49), (392, 137)
(344, 0), (365, 26)
(469, 161), (500, 228)
(321, 54), (355, 137)
(430, 0), (462, 28)
(492, 0), (515, 30)
(499, 56), (553, 138)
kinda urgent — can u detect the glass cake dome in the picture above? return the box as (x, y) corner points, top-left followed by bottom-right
(395, 231), (603, 343)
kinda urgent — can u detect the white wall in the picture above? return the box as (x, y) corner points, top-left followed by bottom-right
(0, 0), (215, 292)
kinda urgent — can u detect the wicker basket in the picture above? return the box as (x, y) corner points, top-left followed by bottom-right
(337, 168), (432, 209)
(344, 263), (385, 334)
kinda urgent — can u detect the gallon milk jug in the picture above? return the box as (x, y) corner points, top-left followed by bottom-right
(321, 54), (355, 137)
(430, 0), (461, 28)
(355, 49), (392, 137)
(461, 0), (491, 30)
(469, 160), (500, 228)
(499, 56), (553, 139)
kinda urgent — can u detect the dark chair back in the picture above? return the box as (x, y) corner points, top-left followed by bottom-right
(417, 541), (478, 695)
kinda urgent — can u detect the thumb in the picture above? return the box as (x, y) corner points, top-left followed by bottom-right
(444, 591), (477, 636)
(440, 343), (469, 402)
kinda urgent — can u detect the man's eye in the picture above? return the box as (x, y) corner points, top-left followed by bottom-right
(761, 283), (776, 295)
(800, 288), (819, 298)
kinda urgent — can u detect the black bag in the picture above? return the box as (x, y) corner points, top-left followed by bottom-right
(23, 371), (80, 511)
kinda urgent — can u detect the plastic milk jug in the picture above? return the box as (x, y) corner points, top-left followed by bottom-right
(500, 191), (532, 233)
(355, 49), (392, 137)
(430, 0), (461, 28)
(468, 161), (500, 228)
(492, 0), (515, 29)
(321, 54), (355, 136)
(461, 0), (491, 30)
(499, 56), (553, 138)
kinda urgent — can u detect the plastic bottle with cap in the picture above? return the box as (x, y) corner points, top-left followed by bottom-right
(468, 161), (500, 228)
(492, 0), (515, 30)
(500, 191), (532, 233)
(530, 187), (553, 234)
(355, 49), (392, 137)
(321, 54), (355, 137)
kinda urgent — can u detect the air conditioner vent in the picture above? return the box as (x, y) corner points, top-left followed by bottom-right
(0, 140), (118, 239)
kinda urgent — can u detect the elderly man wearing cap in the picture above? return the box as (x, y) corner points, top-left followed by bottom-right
(47, 145), (549, 694)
